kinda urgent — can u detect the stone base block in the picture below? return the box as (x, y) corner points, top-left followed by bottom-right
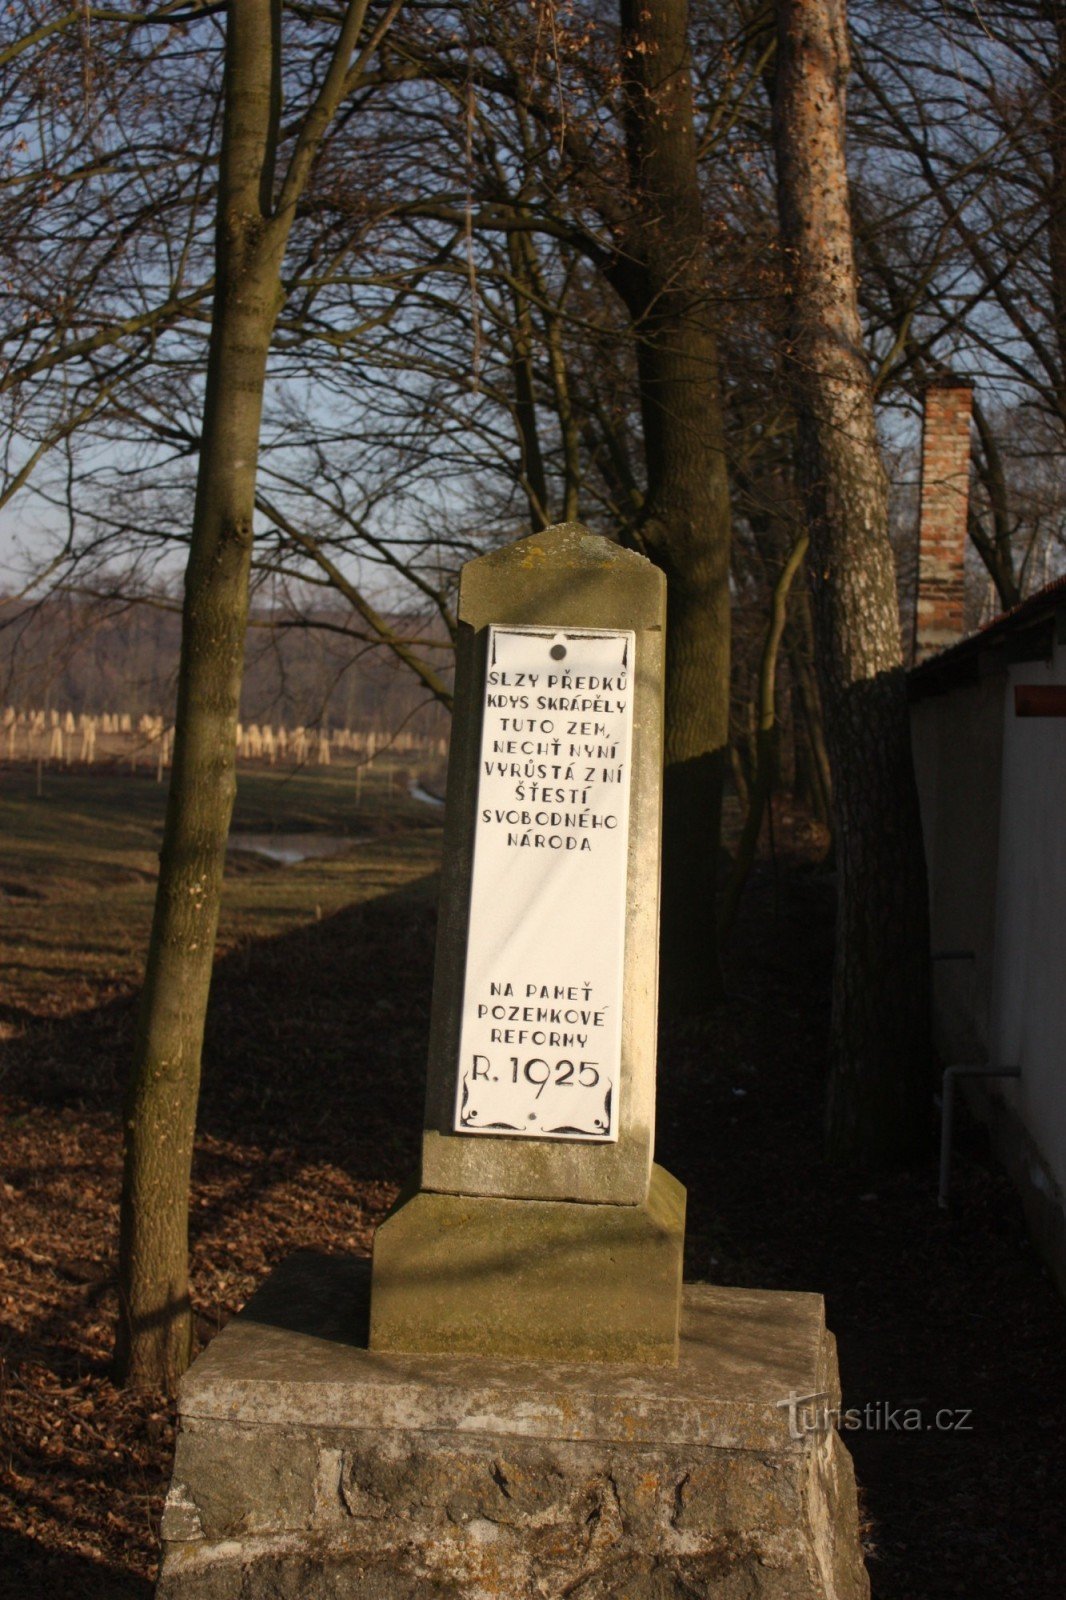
(369, 1163), (685, 1365)
(157, 1253), (869, 1600)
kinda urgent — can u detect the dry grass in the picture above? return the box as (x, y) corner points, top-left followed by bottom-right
(2, 769), (1065, 1598)
(1, 762), (441, 1596)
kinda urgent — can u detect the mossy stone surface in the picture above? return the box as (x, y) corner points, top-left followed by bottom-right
(158, 1254), (870, 1600)
(369, 1164), (685, 1366)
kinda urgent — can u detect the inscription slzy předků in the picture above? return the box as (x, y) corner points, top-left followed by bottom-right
(454, 625), (635, 1142)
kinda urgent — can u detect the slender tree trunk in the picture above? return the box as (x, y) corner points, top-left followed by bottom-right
(789, 586), (833, 826)
(788, 673), (815, 812)
(114, 1), (284, 1393)
(970, 396), (1021, 609)
(618, 0), (732, 1010)
(771, 0), (933, 1165)
(719, 532), (808, 935)
(506, 228), (550, 530)
(729, 741), (751, 814)
(788, 636), (832, 827)
(114, 0), (386, 1390)
(1048, 0), (1066, 417)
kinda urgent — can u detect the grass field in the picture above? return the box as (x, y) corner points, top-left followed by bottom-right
(2, 765), (1066, 1599)
(1, 759), (445, 1597)
(1, 761), (443, 1022)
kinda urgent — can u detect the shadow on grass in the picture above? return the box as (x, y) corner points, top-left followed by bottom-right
(4, 860), (1066, 1599)
(0, 1530), (151, 1600)
(6, 867), (441, 1177)
(1, 868), (440, 1594)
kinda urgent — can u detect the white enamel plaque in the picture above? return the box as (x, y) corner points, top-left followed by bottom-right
(453, 625), (635, 1141)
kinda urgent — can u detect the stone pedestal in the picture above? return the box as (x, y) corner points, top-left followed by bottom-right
(158, 1253), (869, 1600)
(370, 1164), (685, 1365)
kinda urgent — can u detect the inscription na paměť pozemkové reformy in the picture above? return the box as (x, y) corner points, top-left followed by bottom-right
(453, 625), (635, 1142)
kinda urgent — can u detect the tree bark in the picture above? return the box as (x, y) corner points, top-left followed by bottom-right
(1047, 0), (1066, 414)
(114, 0), (284, 1394)
(770, 0), (933, 1165)
(969, 395), (1022, 610)
(114, 0), (384, 1391)
(506, 227), (551, 530)
(617, 0), (733, 1010)
(719, 531), (808, 935)
(788, 629), (833, 827)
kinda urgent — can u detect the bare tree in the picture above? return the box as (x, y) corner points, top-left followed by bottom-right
(115, 0), (404, 1392)
(377, 0), (741, 1003)
(847, 0), (1066, 606)
(770, 0), (933, 1164)
(22, 4), (1066, 1079)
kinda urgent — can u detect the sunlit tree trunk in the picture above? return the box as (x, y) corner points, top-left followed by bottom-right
(115, 0), (386, 1391)
(618, 0), (732, 1010)
(770, 0), (932, 1165)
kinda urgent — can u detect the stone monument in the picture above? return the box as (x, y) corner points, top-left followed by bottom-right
(157, 524), (869, 1599)
(370, 523), (684, 1365)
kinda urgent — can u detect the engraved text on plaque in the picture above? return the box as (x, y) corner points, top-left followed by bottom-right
(453, 625), (635, 1141)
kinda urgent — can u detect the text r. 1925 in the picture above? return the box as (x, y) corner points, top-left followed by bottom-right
(470, 1055), (600, 1099)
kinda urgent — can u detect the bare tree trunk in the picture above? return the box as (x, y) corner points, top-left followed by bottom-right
(618, 0), (732, 1010)
(719, 532), (807, 935)
(969, 396), (1021, 609)
(542, 286), (581, 524)
(506, 228), (550, 530)
(771, 0), (933, 1165)
(1048, 0), (1066, 414)
(789, 586), (833, 827)
(788, 635), (832, 827)
(115, 0), (386, 1391)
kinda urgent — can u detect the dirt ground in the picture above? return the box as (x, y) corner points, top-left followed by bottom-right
(1, 772), (1064, 1598)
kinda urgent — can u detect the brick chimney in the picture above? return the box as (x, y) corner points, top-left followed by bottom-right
(913, 378), (974, 664)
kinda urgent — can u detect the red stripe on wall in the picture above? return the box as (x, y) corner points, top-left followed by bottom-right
(1014, 685), (1066, 717)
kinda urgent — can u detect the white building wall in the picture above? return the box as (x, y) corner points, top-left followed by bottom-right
(912, 639), (1066, 1294)
(910, 675), (1006, 1065)
(990, 642), (1066, 1202)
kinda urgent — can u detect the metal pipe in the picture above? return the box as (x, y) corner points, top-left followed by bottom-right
(938, 1064), (1021, 1208)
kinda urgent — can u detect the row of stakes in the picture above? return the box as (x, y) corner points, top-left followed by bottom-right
(2, 706), (448, 781)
